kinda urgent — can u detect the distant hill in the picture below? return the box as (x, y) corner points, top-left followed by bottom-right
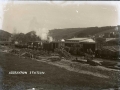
(49, 26), (118, 40)
(0, 30), (11, 41)
(0, 26), (119, 42)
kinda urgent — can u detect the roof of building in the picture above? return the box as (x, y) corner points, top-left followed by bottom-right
(106, 38), (118, 42)
(66, 38), (95, 43)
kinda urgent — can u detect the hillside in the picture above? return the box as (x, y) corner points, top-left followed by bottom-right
(0, 26), (119, 42)
(0, 30), (11, 41)
(49, 26), (118, 40)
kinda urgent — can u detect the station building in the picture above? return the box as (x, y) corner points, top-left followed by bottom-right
(65, 38), (96, 53)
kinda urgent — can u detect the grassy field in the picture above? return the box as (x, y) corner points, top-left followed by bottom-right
(0, 51), (119, 90)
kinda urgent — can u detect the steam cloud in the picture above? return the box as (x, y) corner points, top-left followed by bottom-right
(36, 28), (48, 40)
(29, 17), (53, 41)
(36, 28), (53, 42)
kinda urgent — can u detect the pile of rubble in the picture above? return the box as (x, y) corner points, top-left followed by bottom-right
(9, 49), (20, 54)
(8, 48), (57, 59)
(0, 45), (12, 53)
(54, 48), (73, 60)
(0, 45), (72, 61)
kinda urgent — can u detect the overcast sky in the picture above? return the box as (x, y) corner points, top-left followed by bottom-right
(0, 1), (120, 33)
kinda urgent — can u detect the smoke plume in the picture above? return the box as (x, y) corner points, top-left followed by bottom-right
(29, 17), (53, 41)
(36, 28), (49, 40)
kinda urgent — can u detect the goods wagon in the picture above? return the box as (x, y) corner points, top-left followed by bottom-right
(95, 46), (119, 59)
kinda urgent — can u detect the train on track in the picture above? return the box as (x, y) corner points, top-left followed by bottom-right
(14, 39), (120, 60)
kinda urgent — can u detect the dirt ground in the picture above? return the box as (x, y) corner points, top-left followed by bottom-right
(0, 46), (120, 90)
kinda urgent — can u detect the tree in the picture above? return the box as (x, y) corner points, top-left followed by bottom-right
(11, 31), (41, 43)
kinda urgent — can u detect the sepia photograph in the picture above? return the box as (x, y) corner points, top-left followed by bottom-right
(0, 1), (120, 90)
